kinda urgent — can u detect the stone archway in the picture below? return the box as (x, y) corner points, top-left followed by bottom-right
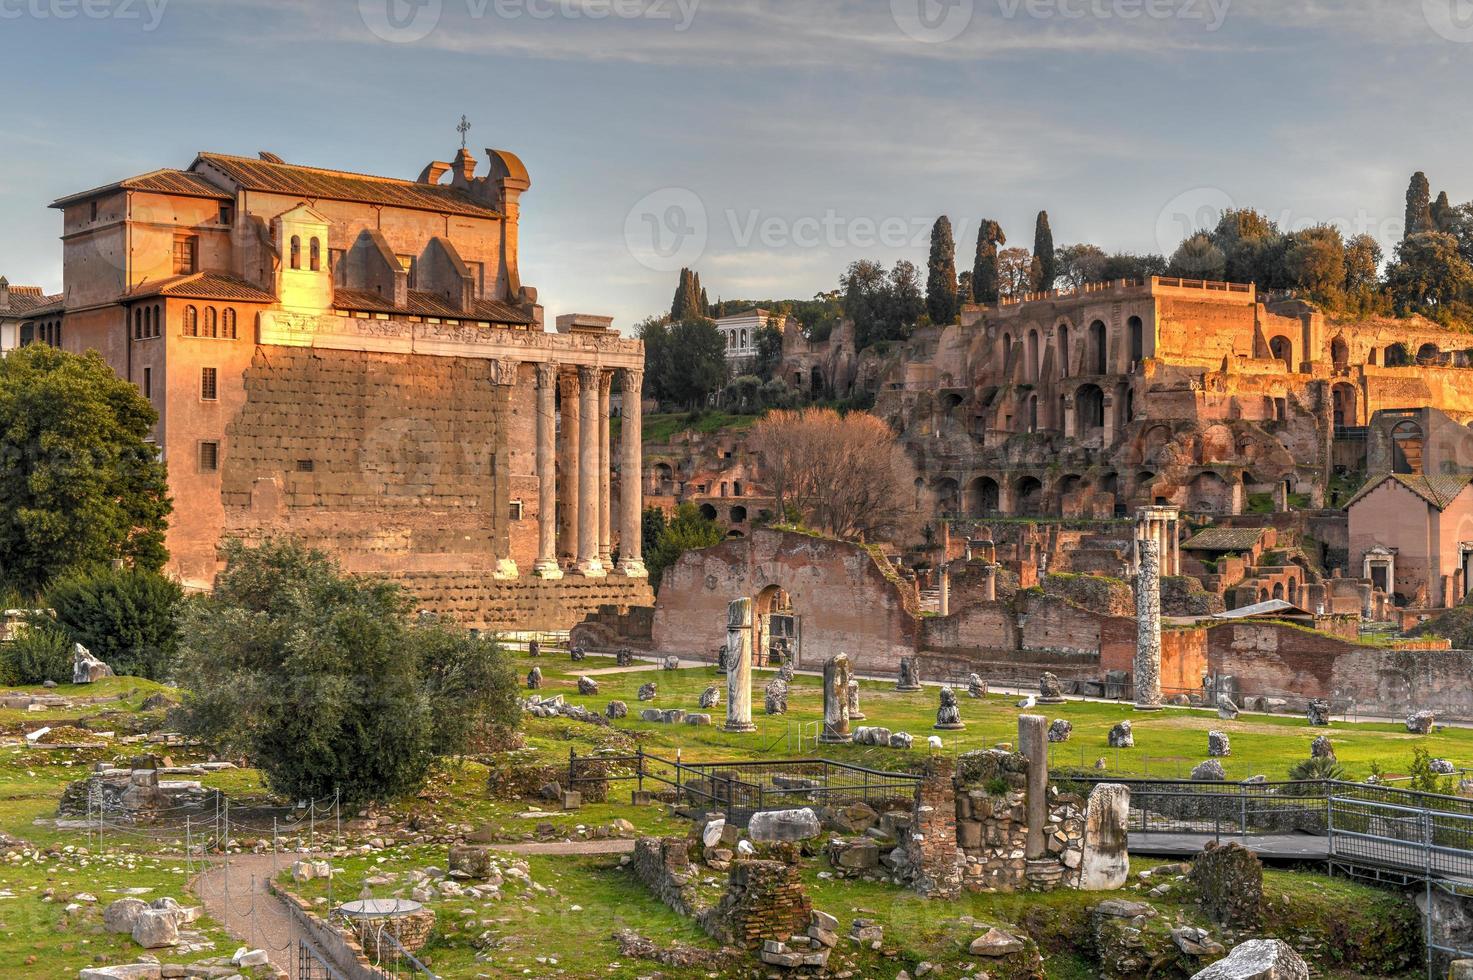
(754, 583), (799, 668)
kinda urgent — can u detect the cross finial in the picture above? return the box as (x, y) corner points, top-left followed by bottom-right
(457, 115), (471, 150)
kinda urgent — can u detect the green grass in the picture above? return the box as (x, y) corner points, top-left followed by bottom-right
(642, 411), (760, 445)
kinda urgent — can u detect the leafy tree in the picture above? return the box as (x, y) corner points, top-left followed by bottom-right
(664, 318), (727, 408)
(1408, 747), (1455, 796)
(1099, 252), (1167, 281)
(1344, 234), (1383, 293)
(956, 270), (975, 304)
(972, 220), (1006, 303)
(841, 259), (891, 349)
(995, 247), (1034, 299)
(1031, 210), (1056, 292)
(46, 566), (182, 680)
(1056, 243), (1108, 288)
(1284, 224), (1347, 307)
(721, 374), (764, 413)
(1386, 231), (1473, 315)
(0, 346), (171, 596)
(636, 317), (673, 399)
(925, 216), (959, 326)
(1405, 171), (1433, 239)
(888, 260), (925, 333)
(647, 503), (724, 590)
(1167, 233), (1227, 280)
(174, 539), (515, 804)
(752, 322), (784, 381)
(1211, 209), (1286, 287)
(1, 617), (72, 685)
(1432, 190), (1455, 234)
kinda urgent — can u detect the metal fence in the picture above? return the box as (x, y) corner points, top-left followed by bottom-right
(297, 941), (346, 980)
(569, 749), (921, 821)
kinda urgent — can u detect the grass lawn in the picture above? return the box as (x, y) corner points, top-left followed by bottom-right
(519, 651), (1473, 782)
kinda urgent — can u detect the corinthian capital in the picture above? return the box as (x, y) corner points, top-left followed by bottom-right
(621, 368), (644, 395)
(535, 362), (557, 388)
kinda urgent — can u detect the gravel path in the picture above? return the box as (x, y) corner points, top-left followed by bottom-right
(192, 852), (312, 978)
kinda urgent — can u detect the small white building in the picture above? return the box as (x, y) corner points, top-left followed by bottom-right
(715, 308), (783, 368)
(0, 278), (61, 354)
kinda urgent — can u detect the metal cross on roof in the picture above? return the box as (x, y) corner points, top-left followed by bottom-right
(457, 115), (471, 150)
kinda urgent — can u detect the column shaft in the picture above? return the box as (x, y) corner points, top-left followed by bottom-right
(533, 363), (562, 579)
(559, 371), (581, 564)
(618, 368), (647, 576)
(576, 365), (604, 576)
(598, 371), (612, 562)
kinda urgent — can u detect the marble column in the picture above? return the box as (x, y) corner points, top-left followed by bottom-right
(724, 598), (755, 732)
(981, 562), (998, 602)
(559, 370), (581, 565)
(598, 370), (613, 564)
(1019, 714), (1049, 860)
(533, 363), (562, 579)
(618, 368), (647, 577)
(818, 653), (853, 743)
(1134, 537), (1163, 710)
(576, 365), (604, 576)
(938, 564), (951, 616)
(489, 358), (518, 580)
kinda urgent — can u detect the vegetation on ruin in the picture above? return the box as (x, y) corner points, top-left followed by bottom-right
(644, 503), (725, 590)
(45, 566), (183, 681)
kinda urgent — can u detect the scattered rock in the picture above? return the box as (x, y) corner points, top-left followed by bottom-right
(1407, 709), (1436, 734)
(748, 807), (821, 842)
(764, 678), (788, 715)
(526, 666), (542, 690)
(1305, 699), (1330, 727)
(1208, 731), (1231, 757)
(130, 908), (180, 948)
(577, 676), (598, 695)
(967, 673), (987, 699)
(1108, 721), (1134, 748)
(698, 685), (720, 709)
(1310, 735), (1335, 760)
(637, 682), (657, 702)
(969, 926), (1026, 956)
(1189, 938), (1309, 979)
(888, 731), (914, 749)
(1047, 718), (1073, 743)
(1432, 758), (1457, 775)
(1039, 672), (1064, 701)
(103, 898), (149, 934)
(1192, 759), (1227, 781)
(615, 648), (634, 667)
(605, 700), (627, 719)
(73, 643), (114, 684)
(1217, 696), (1239, 720)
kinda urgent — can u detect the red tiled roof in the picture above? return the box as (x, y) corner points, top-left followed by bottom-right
(50, 169), (232, 208)
(192, 153), (503, 220)
(2, 285), (63, 316)
(126, 272), (276, 303)
(333, 288), (534, 325)
(1345, 473), (1473, 512)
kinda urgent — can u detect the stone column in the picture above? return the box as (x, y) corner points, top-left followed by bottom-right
(938, 564), (950, 616)
(533, 363), (562, 579)
(818, 653), (853, 743)
(598, 370), (613, 564)
(981, 562), (998, 602)
(559, 370), (581, 564)
(1134, 537), (1163, 710)
(576, 365), (604, 577)
(724, 598), (756, 732)
(618, 368), (647, 577)
(1018, 714), (1049, 860)
(489, 359), (519, 580)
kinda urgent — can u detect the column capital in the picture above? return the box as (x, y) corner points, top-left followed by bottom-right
(598, 369), (614, 397)
(621, 367), (644, 394)
(535, 361), (558, 388)
(577, 363), (601, 388)
(488, 358), (519, 387)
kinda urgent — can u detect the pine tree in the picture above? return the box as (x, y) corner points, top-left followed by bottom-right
(925, 216), (959, 325)
(1405, 172), (1433, 239)
(1032, 211), (1056, 293)
(973, 220), (1006, 304)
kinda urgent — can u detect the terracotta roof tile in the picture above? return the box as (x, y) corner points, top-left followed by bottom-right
(126, 272), (276, 303)
(193, 153), (502, 220)
(332, 288), (534, 325)
(1181, 527), (1270, 552)
(51, 169), (231, 207)
(2, 286), (63, 316)
(1344, 473), (1473, 512)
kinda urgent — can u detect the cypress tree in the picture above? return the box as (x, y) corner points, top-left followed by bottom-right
(1032, 210), (1056, 292)
(1405, 172), (1433, 239)
(925, 216), (959, 325)
(973, 220), (1006, 304)
(1432, 191), (1453, 234)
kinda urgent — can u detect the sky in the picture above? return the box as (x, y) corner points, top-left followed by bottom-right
(2, 0), (1473, 332)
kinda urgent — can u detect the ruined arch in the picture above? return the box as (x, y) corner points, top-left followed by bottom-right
(1200, 424), (1235, 463)
(1057, 322), (1071, 379)
(1027, 329), (1041, 380)
(1076, 383), (1105, 432)
(1013, 476), (1044, 517)
(699, 503), (718, 521)
(1140, 423), (1173, 464)
(934, 477), (960, 515)
(1269, 335), (1294, 372)
(1089, 319), (1107, 375)
(1332, 383), (1358, 429)
(1128, 315), (1144, 366)
(730, 505), (748, 523)
(1331, 336), (1349, 371)
(1385, 343), (1412, 367)
(1418, 342), (1442, 366)
(1187, 471), (1235, 513)
(1392, 419), (1424, 475)
(966, 476), (1000, 517)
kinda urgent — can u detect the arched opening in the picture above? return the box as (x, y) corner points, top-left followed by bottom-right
(1368, 348), (1379, 366)
(730, 505), (748, 523)
(1001, 332), (1013, 370)
(1058, 474), (1085, 501)
(1392, 419), (1425, 475)
(1385, 343), (1412, 367)
(1097, 471), (1120, 514)
(1076, 384), (1105, 432)
(1089, 320), (1107, 375)
(1057, 323), (1071, 378)
(940, 392), (964, 416)
(1332, 383), (1358, 429)
(810, 367), (823, 397)
(1118, 382), (1134, 429)
(698, 503), (718, 521)
(309, 238), (321, 272)
(1288, 576), (1298, 604)
(1014, 476), (1044, 516)
(754, 584), (798, 668)
(1026, 393), (1039, 432)
(1418, 343), (1442, 366)
(1259, 588), (1270, 603)
(1128, 315), (1144, 367)
(1187, 471), (1234, 513)
(290, 235), (301, 270)
(967, 476), (1000, 517)
(652, 462), (674, 494)
(1331, 336), (1349, 371)
(1027, 329), (1041, 380)
(934, 477), (960, 515)
(1269, 335), (1293, 372)
(1272, 582), (1285, 601)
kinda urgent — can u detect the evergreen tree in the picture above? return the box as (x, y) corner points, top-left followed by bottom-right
(925, 216), (959, 325)
(1031, 211), (1056, 292)
(670, 268), (704, 321)
(972, 220), (1006, 304)
(1405, 172), (1433, 239)
(1432, 191), (1454, 234)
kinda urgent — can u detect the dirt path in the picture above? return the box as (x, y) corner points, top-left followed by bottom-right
(192, 852), (312, 978)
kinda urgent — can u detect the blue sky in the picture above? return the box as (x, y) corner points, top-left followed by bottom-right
(2, 0), (1472, 331)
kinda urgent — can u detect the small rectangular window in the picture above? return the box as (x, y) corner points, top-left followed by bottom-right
(218, 204), (233, 225)
(90, 201), (98, 222)
(509, 500), (524, 521)
(199, 441), (219, 472)
(173, 235), (197, 275)
(200, 367), (218, 401)
(296, 459), (314, 473)
(143, 367), (152, 400)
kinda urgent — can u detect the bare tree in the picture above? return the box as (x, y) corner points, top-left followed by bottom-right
(749, 408), (919, 541)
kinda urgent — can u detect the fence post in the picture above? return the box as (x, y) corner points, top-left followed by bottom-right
(636, 746), (644, 795)
(1240, 786), (1248, 837)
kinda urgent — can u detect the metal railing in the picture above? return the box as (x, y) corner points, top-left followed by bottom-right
(569, 749), (921, 821)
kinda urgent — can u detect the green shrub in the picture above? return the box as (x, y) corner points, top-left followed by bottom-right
(46, 566), (183, 680)
(1287, 754), (1346, 783)
(4, 619), (73, 685)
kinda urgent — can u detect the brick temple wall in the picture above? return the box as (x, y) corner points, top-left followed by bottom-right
(401, 572), (652, 631)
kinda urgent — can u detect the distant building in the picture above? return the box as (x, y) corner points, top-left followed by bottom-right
(1347, 472), (1473, 608)
(0, 278), (62, 354)
(715, 308), (783, 370)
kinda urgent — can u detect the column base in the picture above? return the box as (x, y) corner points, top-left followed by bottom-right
(491, 559), (519, 581)
(617, 559), (649, 579)
(817, 731), (853, 744)
(575, 558), (607, 578)
(532, 559), (564, 581)
(1133, 703), (1164, 711)
(723, 721), (757, 734)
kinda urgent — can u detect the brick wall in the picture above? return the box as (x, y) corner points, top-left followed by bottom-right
(700, 859), (813, 949)
(401, 573), (652, 631)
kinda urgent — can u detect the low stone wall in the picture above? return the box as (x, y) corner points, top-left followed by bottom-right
(399, 572), (653, 631)
(571, 603), (656, 651)
(268, 881), (382, 980)
(629, 837), (703, 918)
(952, 750), (1085, 893)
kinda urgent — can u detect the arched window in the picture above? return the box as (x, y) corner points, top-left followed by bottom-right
(204, 307), (218, 338)
(1089, 320), (1107, 375)
(309, 238), (321, 272)
(1270, 335), (1293, 372)
(153, 305), (161, 337)
(222, 308), (236, 339)
(133, 309), (142, 340)
(1057, 323), (1070, 378)
(740, 329), (748, 348)
(1027, 329), (1040, 380)
(290, 235), (301, 270)
(184, 306), (198, 337)
(1331, 336), (1349, 371)
(1128, 315), (1144, 366)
